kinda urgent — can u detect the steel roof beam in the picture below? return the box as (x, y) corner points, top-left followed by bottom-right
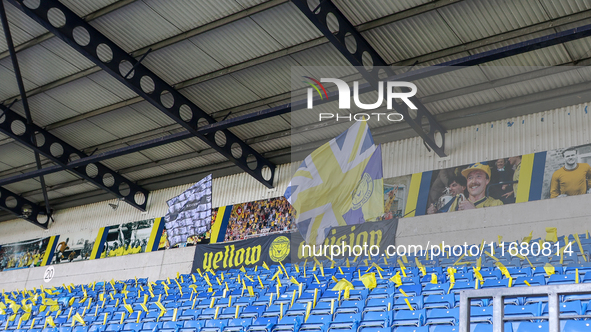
(0, 185), (48, 228)
(0, 104), (150, 211)
(0, 0), (51, 219)
(292, 0), (447, 156)
(8, 0), (275, 188)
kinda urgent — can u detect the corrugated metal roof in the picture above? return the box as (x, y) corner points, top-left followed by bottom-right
(0, 143), (36, 168)
(10, 93), (79, 127)
(426, 88), (504, 115)
(90, 1), (181, 53)
(139, 141), (196, 161)
(250, 2), (322, 48)
(60, 0), (120, 17)
(334, 0), (430, 26)
(50, 120), (120, 150)
(362, 10), (462, 64)
(87, 106), (163, 139)
(230, 56), (300, 99)
(141, 39), (223, 85)
(180, 74), (261, 113)
(100, 152), (152, 170)
(43, 77), (127, 115)
(188, 17), (283, 67)
(438, 0), (549, 43)
(493, 69), (584, 100)
(143, 0), (245, 32)
(538, 0), (591, 18)
(123, 166), (171, 182)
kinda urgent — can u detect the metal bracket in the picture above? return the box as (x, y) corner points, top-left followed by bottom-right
(7, 0), (275, 188)
(292, 0), (447, 156)
(0, 104), (149, 211)
(0, 186), (48, 228)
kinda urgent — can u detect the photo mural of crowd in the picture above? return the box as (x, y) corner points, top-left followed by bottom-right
(222, 197), (297, 242)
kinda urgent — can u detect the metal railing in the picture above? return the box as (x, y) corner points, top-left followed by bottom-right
(459, 284), (591, 332)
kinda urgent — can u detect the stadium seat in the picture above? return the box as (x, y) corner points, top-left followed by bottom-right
(515, 322), (548, 331)
(327, 313), (361, 331)
(393, 296), (423, 310)
(424, 295), (455, 309)
(224, 318), (253, 332)
(299, 314), (332, 332)
(504, 304), (541, 319)
(272, 316), (302, 332)
(541, 300), (582, 316)
(425, 308), (459, 326)
(392, 310), (425, 327)
(358, 311), (391, 328)
(473, 323), (514, 332)
(391, 327), (428, 332)
(247, 317), (278, 332)
(563, 320), (591, 332)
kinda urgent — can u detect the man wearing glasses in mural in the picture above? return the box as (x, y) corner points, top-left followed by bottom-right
(448, 163), (504, 212)
(550, 148), (591, 198)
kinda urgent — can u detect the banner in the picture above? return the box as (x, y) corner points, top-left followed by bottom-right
(0, 237), (54, 271)
(164, 174), (212, 247)
(49, 229), (98, 264)
(221, 197), (296, 242)
(192, 219), (398, 271)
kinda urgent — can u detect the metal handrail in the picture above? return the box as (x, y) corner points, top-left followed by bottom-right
(459, 284), (591, 332)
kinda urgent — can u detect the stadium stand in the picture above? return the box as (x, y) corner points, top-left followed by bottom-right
(0, 231), (589, 332)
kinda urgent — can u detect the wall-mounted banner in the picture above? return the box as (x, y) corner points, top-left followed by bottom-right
(222, 197), (296, 242)
(164, 174), (212, 247)
(49, 229), (98, 264)
(97, 218), (161, 258)
(192, 218), (398, 271)
(0, 236), (54, 271)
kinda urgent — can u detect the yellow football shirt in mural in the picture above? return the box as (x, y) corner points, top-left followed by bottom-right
(550, 164), (591, 198)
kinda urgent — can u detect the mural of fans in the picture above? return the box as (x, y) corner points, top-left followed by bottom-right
(101, 219), (153, 258)
(0, 237), (50, 271)
(224, 197), (297, 242)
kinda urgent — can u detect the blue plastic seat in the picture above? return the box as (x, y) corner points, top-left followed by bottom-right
(563, 320), (591, 332)
(392, 327), (428, 332)
(328, 313), (361, 331)
(240, 306), (266, 319)
(201, 319), (228, 332)
(271, 316), (301, 332)
(504, 304), (540, 319)
(247, 317), (277, 332)
(394, 285), (421, 298)
(122, 323), (143, 332)
(470, 307), (493, 324)
(423, 283), (450, 296)
(358, 312), (391, 329)
(334, 300), (364, 315)
(180, 320), (203, 332)
(547, 274), (577, 285)
(542, 300), (582, 316)
(363, 298), (393, 313)
(393, 296), (423, 310)
(178, 309), (201, 321)
(392, 310), (425, 327)
(473, 323), (514, 332)
(223, 318), (253, 332)
(424, 295), (455, 309)
(514, 276), (545, 287)
(425, 308), (459, 326)
(482, 279), (510, 289)
(515, 322), (548, 331)
(299, 314), (332, 332)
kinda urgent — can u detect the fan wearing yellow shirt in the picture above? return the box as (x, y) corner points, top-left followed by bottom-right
(550, 148), (591, 198)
